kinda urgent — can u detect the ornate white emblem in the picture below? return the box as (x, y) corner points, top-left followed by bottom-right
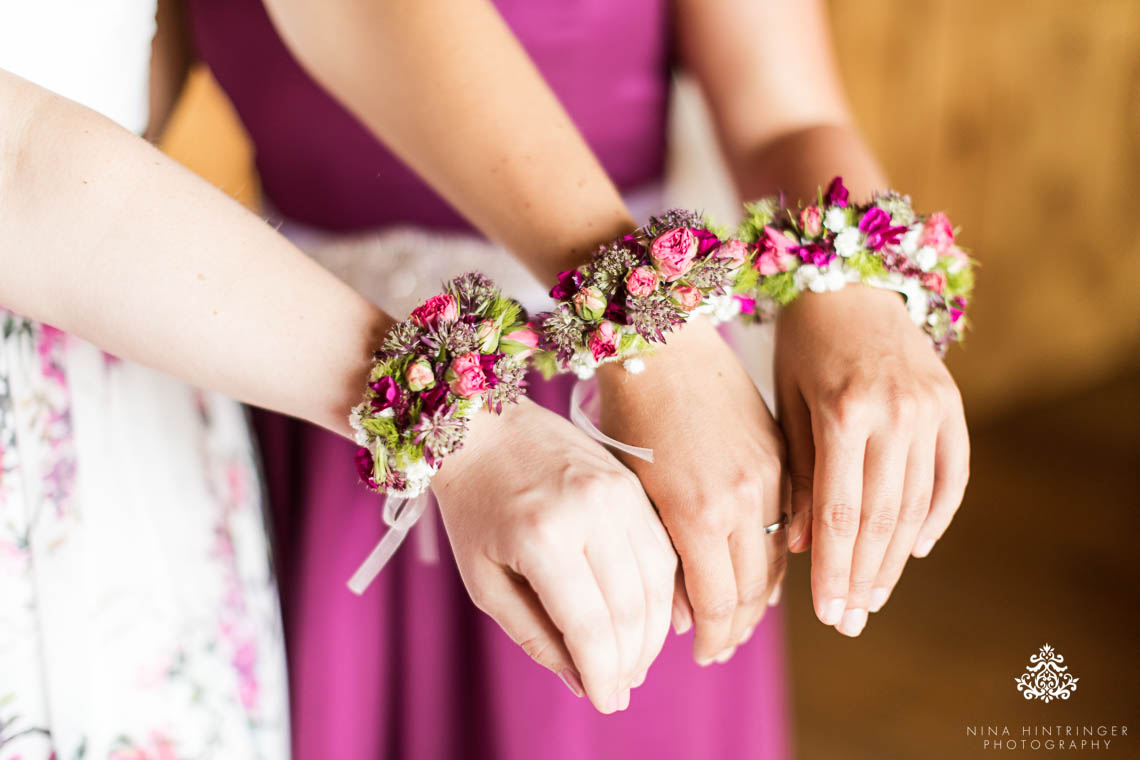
(1015, 644), (1079, 703)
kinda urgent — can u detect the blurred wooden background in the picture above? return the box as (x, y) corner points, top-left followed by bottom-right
(160, 2), (1140, 757)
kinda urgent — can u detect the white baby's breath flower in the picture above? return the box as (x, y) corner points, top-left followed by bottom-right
(915, 246), (938, 271)
(349, 402), (368, 432)
(623, 357), (646, 374)
(834, 227), (862, 258)
(823, 267), (848, 292)
(701, 293), (742, 324)
(823, 206), (849, 233)
(794, 264), (822, 292)
(900, 226), (922, 255)
(354, 429), (370, 447)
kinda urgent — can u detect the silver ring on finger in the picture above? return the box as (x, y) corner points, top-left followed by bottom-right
(764, 513), (789, 535)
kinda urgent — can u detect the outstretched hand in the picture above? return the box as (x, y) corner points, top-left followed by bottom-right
(597, 317), (788, 666)
(433, 398), (677, 714)
(775, 285), (970, 637)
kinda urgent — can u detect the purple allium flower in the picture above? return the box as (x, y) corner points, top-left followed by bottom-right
(648, 209), (705, 235)
(450, 271), (497, 315)
(539, 304), (588, 363)
(858, 207), (908, 251)
(826, 176), (849, 208)
(368, 376), (402, 412)
(412, 403), (469, 466)
(378, 321), (423, 358)
(550, 269), (586, 300)
(626, 292), (684, 343)
(485, 356), (527, 413)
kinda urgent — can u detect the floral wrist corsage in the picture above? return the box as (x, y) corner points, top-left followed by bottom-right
(732, 176), (975, 354)
(350, 273), (539, 497)
(533, 211), (750, 378)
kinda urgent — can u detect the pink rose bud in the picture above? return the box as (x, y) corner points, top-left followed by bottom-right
(650, 227), (699, 282)
(624, 266), (660, 297)
(670, 284), (703, 311)
(446, 352), (488, 399)
(920, 270), (947, 294)
(404, 357), (436, 392)
(714, 239), (750, 269)
(500, 324), (540, 359)
(919, 212), (955, 255)
(572, 285), (607, 321)
(475, 319), (500, 353)
(410, 293), (458, 328)
(587, 320), (620, 362)
(801, 205), (823, 237)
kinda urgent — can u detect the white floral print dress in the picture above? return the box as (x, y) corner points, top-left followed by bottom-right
(0, 2), (289, 758)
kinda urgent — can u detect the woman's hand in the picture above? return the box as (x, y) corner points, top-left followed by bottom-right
(775, 285), (970, 636)
(433, 398), (677, 714)
(596, 317), (788, 666)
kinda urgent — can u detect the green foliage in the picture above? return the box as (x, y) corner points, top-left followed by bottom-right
(759, 271), (798, 305)
(618, 332), (650, 355)
(361, 416), (400, 451)
(488, 296), (522, 328)
(531, 350), (561, 380)
(737, 198), (779, 243)
(846, 251), (887, 280)
(732, 266), (760, 295)
(943, 262), (975, 298)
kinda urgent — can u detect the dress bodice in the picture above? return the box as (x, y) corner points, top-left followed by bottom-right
(187, 0), (671, 232)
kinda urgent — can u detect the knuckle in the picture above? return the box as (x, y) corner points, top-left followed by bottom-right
(823, 389), (872, 432)
(564, 470), (613, 505)
(819, 501), (859, 537)
(898, 497), (929, 525)
(511, 509), (566, 555)
(847, 577), (874, 598)
(886, 386), (919, 427)
(518, 633), (558, 667)
(466, 583), (494, 614)
(611, 598), (645, 631)
(563, 617), (609, 649)
(865, 507), (898, 538)
(737, 580), (770, 607)
(695, 596), (737, 623)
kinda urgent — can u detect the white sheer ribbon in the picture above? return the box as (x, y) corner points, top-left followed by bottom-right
(347, 492), (433, 595)
(568, 379), (655, 463)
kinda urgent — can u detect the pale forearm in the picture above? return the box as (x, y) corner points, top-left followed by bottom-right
(730, 123), (887, 206)
(261, 0), (634, 283)
(0, 70), (390, 437)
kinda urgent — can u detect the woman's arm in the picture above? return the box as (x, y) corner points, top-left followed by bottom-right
(0, 68), (390, 437)
(678, 0), (971, 637)
(261, 0), (789, 666)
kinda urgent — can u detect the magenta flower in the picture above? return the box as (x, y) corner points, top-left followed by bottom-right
(588, 320), (620, 361)
(419, 381), (449, 415)
(858, 207), (908, 251)
(550, 269), (586, 299)
(826, 176), (849, 208)
(736, 295), (756, 315)
(693, 228), (723, 258)
(354, 447), (379, 488)
(410, 293), (458, 328)
(793, 243), (836, 268)
(368, 376), (402, 411)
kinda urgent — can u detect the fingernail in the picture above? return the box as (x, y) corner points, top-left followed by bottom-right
(619, 688), (631, 711)
(558, 668), (584, 698)
(696, 654), (715, 667)
(819, 597), (845, 626)
(767, 585), (783, 607)
(738, 625), (756, 645)
(869, 587), (890, 613)
(672, 603), (693, 635)
(913, 538), (936, 558)
(632, 669), (647, 688)
(837, 608), (868, 637)
(714, 646), (736, 664)
(605, 691), (621, 713)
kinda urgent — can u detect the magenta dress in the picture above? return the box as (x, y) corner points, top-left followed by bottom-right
(188, 1), (790, 757)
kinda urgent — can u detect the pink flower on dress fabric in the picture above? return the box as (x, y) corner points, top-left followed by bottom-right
(920, 212), (955, 254)
(587, 320), (620, 361)
(649, 227), (699, 281)
(410, 293), (458, 328)
(670, 285), (703, 311)
(921, 270), (948, 294)
(800, 205), (823, 237)
(446, 352), (489, 398)
(624, 266), (660, 297)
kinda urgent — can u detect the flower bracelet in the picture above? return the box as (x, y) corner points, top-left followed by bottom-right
(347, 273), (538, 593)
(732, 176), (974, 355)
(533, 210), (752, 378)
